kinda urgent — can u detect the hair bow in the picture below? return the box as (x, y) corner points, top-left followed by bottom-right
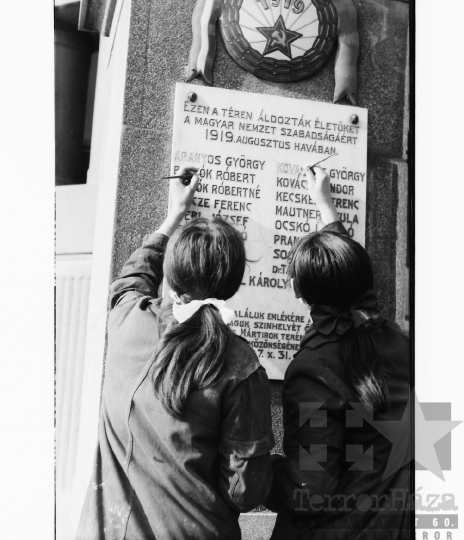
(169, 290), (235, 324)
(309, 289), (384, 336)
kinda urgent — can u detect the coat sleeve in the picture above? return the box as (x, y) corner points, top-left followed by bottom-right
(109, 232), (169, 309)
(265, 354), (346, 514)
(218, 366), (275, 512)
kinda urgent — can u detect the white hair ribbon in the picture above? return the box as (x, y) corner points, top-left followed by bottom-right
(169, 290), (235, 324)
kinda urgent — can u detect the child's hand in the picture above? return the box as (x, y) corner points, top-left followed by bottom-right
(303, 164), (332, 207)
(169, 166), (200, 217)
(157, 166), (200, 237)
(303, 163), (339, 225)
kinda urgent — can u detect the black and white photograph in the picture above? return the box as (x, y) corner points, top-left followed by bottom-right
(2, 1), (464, 539)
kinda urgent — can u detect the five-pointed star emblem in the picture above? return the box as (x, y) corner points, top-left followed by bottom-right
(348, 390), (462, 481)
(256, 15), (303, 60)
(295, 391), (462, 482)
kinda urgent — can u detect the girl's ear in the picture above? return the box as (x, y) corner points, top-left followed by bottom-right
(291, 278), (312, 315)
(290, 278), (300, 299)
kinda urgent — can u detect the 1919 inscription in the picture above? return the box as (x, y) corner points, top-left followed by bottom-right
(168, 83), (368, 379)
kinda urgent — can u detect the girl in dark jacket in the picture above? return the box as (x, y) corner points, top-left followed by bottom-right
(76, 167), (274, 540)
(266, 166), (411, 540)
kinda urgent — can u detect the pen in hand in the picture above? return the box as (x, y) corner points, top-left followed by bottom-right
(160, 165), (204, 186)
(161, 174), (193, 185)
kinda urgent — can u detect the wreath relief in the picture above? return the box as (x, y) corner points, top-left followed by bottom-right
(187, 0), (359, 105)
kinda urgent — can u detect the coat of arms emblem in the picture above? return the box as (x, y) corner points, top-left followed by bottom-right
(188, 0), (359, 104)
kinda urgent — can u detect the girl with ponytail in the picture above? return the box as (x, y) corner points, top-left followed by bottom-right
(266, 166), (411, 540)
(153, 216), (246, 419)
(77, 167), (274, 540)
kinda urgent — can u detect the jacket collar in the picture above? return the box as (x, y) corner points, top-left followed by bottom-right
(299, 328), (341, 350)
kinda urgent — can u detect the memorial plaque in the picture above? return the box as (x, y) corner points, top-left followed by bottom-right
(168, 82), (367, 379)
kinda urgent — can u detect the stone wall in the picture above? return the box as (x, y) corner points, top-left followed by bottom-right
(111, 0), (409, 321)
(108, 0), (409, 470)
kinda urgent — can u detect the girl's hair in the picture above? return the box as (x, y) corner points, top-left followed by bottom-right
(153, 217), (246, 418)
(288, 231), (389, 414)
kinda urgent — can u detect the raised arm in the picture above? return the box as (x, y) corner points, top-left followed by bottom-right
(109, 167), (200, 308)
(300, 163), (347, 236)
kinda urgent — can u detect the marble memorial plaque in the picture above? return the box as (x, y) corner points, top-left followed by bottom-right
(168, 82), (367, 379)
